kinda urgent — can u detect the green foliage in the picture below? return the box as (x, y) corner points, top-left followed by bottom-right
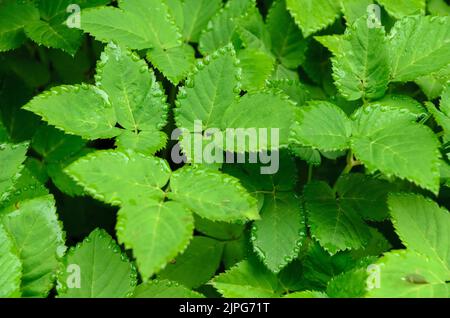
(1, 0), (450, 299)
(286, 0), (341, 37)
(57, 229), (136, 298)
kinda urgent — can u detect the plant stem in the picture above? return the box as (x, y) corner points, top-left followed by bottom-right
(307, 164), (313, 183)
(337, 150), (362, 181)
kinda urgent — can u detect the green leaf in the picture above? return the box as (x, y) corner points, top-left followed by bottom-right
(146, 43), (196, 85)
(158, 236), (224, 288)
(367, 250), (449, 297)
(334, 173), (395, 221)
(0, 142), (29, 200)
(115, 130), (168, 156)
(289, 145), (321, 166)
(238, 49), (275, 92)
(424, 101), (450, 142)
(315, 34), (348, 56)
(368, 94), (426, 117)
(428, 0), (450, 16)
(285, 0), (341, 37)
(290, 101), (352, 151)
(389, 15), (450, 82)
(175, 45), (239, 131)
(222, 92), (296, 151)
(416, 65), (450, 100)
(1, 195), (65, 297)
(340, 0), (374, 25)
(117, 201), (194, 279)
(224, 151), (298, 193)
(168, 165), (259, 222)
(0, 169), (49, 213)
(266, 79), (311, 106)
(132, 280), (204, 298)
(427, 93), (450, 143)
(237, 6), (272, 53)
(326, 267), (368, 298)
(31, 125), (88, 196)
(0, 1), (39, 52)
(223, 236), (249, 269)
(0, 223), (22, 297)
(198, 0), (254, 54)
(440, 83), (450, 115)
(388, 193), (450, 272)
(181, 0), (222, 43)
(267, 0), (308, 69)
(57, 229), (136, 298)
(301, 242), (358, 289)
(194, 216), (245, 241)
(303, 181), (372, 254)
(23, 84), (119, 140)
(351, 106), (441, 194)
(211, 259), (281, 297)
(32, 125), (86, 162)
(24, 20), (82, 57)
(96, 43), (168, 132)
(65, 150), (171, 205)
(252, 192), (305, 273)
(332, 17), (390, 101)
(81, 0), (181, 50)
(25, 0), (108, 55)
(350, 228), (392, 259)
(377, 0), (426, 18)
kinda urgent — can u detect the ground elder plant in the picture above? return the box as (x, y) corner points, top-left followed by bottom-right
(0, 0), (449, 299)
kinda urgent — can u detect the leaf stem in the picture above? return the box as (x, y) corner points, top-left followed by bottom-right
(307, 164), (313, 183)
(340, 150), (362, 176)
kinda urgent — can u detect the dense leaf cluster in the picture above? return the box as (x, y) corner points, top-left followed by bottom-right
(0, 0), (449, 298)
